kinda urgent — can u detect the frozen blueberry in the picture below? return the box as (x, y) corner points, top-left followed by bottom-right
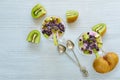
(45, 24), (49, 27)
(93, 44), (96, 47)
(86, 46), (89, 49)
(47, 26), (51, 30)
(96, 47), (99, 51)
(92, 39), (96, 42)
(89, 51), (92, 54)
(90, 45), (94, 49)
(58, 24), (65, 32)
(42, 30), (45, 34)
(87, 32), (89, 35)
(45, 30), (52, 36)
(81, 48), (84, 51)
(79, 39), (82, 41)
(83, 40), (87, 43)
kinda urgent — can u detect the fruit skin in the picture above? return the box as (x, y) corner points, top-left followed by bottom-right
(104, 52), (119, 71)
(66, 10), (79, 23)
(31, 4), (46, 19)
(93, 57), (110, 73)
(93, 52), (119, 73)
(27, 30), (40, 44)
(92, 23), (107, 37)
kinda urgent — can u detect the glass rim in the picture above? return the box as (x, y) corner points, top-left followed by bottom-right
(76, 31), (103, 56)
(41, 16), (66, 41)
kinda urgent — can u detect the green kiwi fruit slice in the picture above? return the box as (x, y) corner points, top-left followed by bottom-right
(27, 30), (40, 44)
(66, 10), (79, 23)
(92, 23), (106, 36)
(31, 4), (46, 19)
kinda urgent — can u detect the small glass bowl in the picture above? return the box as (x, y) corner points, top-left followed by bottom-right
(76, 31), (103, 56)
(41, 16), (66, 42)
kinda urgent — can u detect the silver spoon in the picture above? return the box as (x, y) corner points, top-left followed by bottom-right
(57, 44), (78, 66)
(66, 40), (88, 77)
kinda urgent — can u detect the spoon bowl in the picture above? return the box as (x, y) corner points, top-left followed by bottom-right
(66, 40), (74, 50)
(57, 44), (66, 54)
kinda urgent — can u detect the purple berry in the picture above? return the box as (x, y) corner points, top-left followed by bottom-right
(87, 32), (89, 35)
(92, 39), (96, 42)
(83, 40), (87, 43)
(79, 39), (82, 41)
(89, 51), (92, 54)
(81, 48), (84, 51)
(86, 46), (89, 49)
(42, 30), (46, 34)
(58, 24), (65, 32)
(96, 47), (99, 51)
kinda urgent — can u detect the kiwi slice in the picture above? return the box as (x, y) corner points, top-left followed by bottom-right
(92, 23), (106, 36)
(97, 43), (103, 48)
(66, 10), (79, 23)
(96, 37), (102, 43)
(27, 30), (40, 44)
(83, 50), (89, 54)
(53, 33), (58, 46)
(43, 34), (49, 38)
(79, 41), (83, 47)
(31, 4), (46, 19)
(97, 24), (106, 35)
(83, 33), (89, 40)
(93, 49), (98, 53)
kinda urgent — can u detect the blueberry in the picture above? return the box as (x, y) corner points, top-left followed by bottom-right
(89, 51), (92, 54)
(87, 43), (90, 47)
(58, 24), (65, 32)
(89, 35), (95, 38)
(45, 24), (49, 27)
(79, 39), (82, 41)
(93, 44), (96, 47)
(44, 30), (52, 36)
(86, 46), (89, 49)
(92, 39), (96, 42)
(83, 40), (86, 43)
(90, 46), (94, 49)
(42, 30), (46, 34)
(87, 32), (89, 35)
(47, 26), (51, 30)
(96, 47), (99, 51)
(90, 44), (96, 49)
(81, 48), (84, 51)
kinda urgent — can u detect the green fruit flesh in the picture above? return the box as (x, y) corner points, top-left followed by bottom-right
(93, 49), (98, 53)
(53, 33), (58, 46)
(66, 10), (79, 17)
(98, 25), (106, 34)
(27, 30), (40, 44)
(92, 23), (106, 35)
(98, 43), (103, 48)
(31, 4), (46, 19)
(84, 50), (89, 54)
(43, 34), (49, 38)
(83, 33), (89, 40)
(79, 41), (83, 47)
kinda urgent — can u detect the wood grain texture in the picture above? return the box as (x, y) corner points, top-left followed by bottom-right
(0, 0), (120, 80)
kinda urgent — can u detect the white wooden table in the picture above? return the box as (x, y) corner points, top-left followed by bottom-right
(0, 0), (120, 80)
